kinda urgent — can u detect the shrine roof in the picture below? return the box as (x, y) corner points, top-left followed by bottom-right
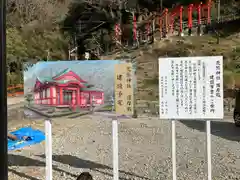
(36, 76), (92, 87)
(36, 68), (90, 85)
(52, 68), (71, 79)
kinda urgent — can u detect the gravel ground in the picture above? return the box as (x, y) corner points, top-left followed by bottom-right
(8, 113), (240, 180)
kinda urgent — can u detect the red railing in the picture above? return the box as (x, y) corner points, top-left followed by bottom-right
(115, 0), (214, 41)
(7, 84), (24, 97)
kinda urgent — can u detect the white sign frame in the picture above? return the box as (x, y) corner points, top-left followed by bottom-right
(158, 56), (224, 120)
(159, 56), (224, 180)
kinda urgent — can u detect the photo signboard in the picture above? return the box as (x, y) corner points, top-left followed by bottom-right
(159, 56), (224, 120)
(114, 63), (134, 115)
(24, 60), (126, 118)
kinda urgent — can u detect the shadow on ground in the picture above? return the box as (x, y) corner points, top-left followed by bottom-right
(8, 154), (77, 180)
(179, 120), (240, 142)
(38, 154), (150, 180)
(8, 154), (150, 180)
(8, 168), (41, 180)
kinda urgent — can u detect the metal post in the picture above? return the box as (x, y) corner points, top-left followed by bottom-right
(0, 0), (8, 179)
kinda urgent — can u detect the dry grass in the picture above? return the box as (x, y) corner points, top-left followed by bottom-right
(102, 33), (240, 101)
(136, 33), (240, 101)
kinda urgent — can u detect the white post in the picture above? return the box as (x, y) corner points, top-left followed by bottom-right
(112, 119), (119, 180)
(206, 120), (212, 180)
(172, 119), (177, 180)
(45, 119), (52, 180)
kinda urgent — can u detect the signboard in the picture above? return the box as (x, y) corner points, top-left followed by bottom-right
(114, 63), (134, 115)
(159, 56), (223, 119)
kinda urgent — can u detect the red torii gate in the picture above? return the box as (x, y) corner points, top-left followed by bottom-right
(114, 0), (212, 46)
(188, 1), (212, 35)
(169, 5), (183, 35)
(158, 8), (169, 37)
(165, 0), (212, 36)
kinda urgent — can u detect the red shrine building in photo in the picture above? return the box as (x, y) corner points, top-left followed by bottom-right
(33, 68), (104, 107)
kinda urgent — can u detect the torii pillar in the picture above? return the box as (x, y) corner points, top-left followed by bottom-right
(164, 9), (168, 38)
(188, 4), (193, 36)
(132, 11), (138, 47)
(179, 6), (184, 36)
(197, 3), (203, 36)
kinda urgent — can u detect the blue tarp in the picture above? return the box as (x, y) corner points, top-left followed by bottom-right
(8, 127), (45, 151)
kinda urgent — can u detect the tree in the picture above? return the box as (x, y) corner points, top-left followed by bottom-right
(25, 93), (33, 106)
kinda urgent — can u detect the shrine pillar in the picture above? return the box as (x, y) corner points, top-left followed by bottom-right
(197, 3), (202, 36)
(207, 0), (211, 25)
(76, 88), (80, 106)
(188, 4), (193, 36)
(52, 86), (57, 105)
(179, 6), (184, 36)
(50, 86), (53, 105)
(59, 87), (63, 105)
(164, 8), (168, 38)
(132, 11), (138, 47)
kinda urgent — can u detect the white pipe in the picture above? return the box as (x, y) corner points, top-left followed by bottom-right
(45, 119), (52, 180)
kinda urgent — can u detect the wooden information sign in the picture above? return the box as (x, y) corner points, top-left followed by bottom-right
(114, 63), (134, 115)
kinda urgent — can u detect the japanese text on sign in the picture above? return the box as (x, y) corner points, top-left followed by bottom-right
(158, 56), (223, 120)
(115, 63), (134, 115)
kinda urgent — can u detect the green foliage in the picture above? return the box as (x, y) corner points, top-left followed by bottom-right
(7, 28), (28, 62)
(25, 93), (34, 105)
(6, 27), (68, 86)
(7, 72), (23, 86)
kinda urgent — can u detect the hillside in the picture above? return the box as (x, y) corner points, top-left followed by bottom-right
(101, 32), (240, 106)
(7, 0), (240, 87)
